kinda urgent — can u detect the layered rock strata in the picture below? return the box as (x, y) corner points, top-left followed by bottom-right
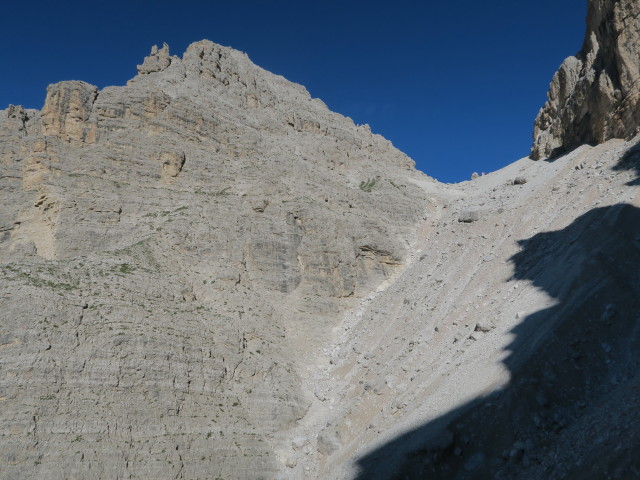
(0, 41), (431, 479)
(2, 3), (639, 477)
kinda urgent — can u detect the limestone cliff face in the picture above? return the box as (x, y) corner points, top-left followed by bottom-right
(41, 81), (98, 144)
(0, 40), (432, 479)
(2, 20), (639, 480)
(531, 0), (640, 159)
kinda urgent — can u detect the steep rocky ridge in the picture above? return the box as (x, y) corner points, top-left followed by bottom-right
(531, 0), (640, 159)
(0, 40), (431, 479)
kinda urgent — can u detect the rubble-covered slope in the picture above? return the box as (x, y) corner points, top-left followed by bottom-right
(317, 138), (639, 479)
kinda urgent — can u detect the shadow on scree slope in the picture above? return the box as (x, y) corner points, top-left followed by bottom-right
(354, 201), (640, 479)
(613, 138), (640, 186)
(543, 136), (640, 186)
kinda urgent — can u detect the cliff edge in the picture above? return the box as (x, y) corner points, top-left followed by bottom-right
(532, 0), (640, 159)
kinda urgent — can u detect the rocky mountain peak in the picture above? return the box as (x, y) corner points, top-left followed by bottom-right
(137, 42), (172, 74)
(0, 37), (437, 477)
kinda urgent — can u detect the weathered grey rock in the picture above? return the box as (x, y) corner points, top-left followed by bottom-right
(160, 150), (186, 179)
(41, 80), (98, 144)
(531, 0), (640, 159)
(0, 39), (431, 480)
(513, 176), (527, 185)
(137, 43), (172, 74)
(292, 436), (309, 450)
(475, 321), (494, 333)
(458, 211), (479, 223)
(317, 427), (342, 455)
(7, 105), (29, 135)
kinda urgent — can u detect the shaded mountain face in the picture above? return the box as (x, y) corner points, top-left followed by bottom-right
(354, 200), (640, 480)
(531, 0), (640, 159)
(0, 40), (431, 479)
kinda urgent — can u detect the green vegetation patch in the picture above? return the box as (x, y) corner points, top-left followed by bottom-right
(359, 178), (378, 192)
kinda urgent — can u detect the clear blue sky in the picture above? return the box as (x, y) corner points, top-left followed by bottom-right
(1, 0), (587, 182)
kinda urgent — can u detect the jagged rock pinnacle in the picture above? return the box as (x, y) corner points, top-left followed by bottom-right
(531, 0), (640, 159)
(137, 42), (172, 74)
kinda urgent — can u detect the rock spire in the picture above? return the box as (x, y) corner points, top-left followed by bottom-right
(531, 0), (640, 159)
